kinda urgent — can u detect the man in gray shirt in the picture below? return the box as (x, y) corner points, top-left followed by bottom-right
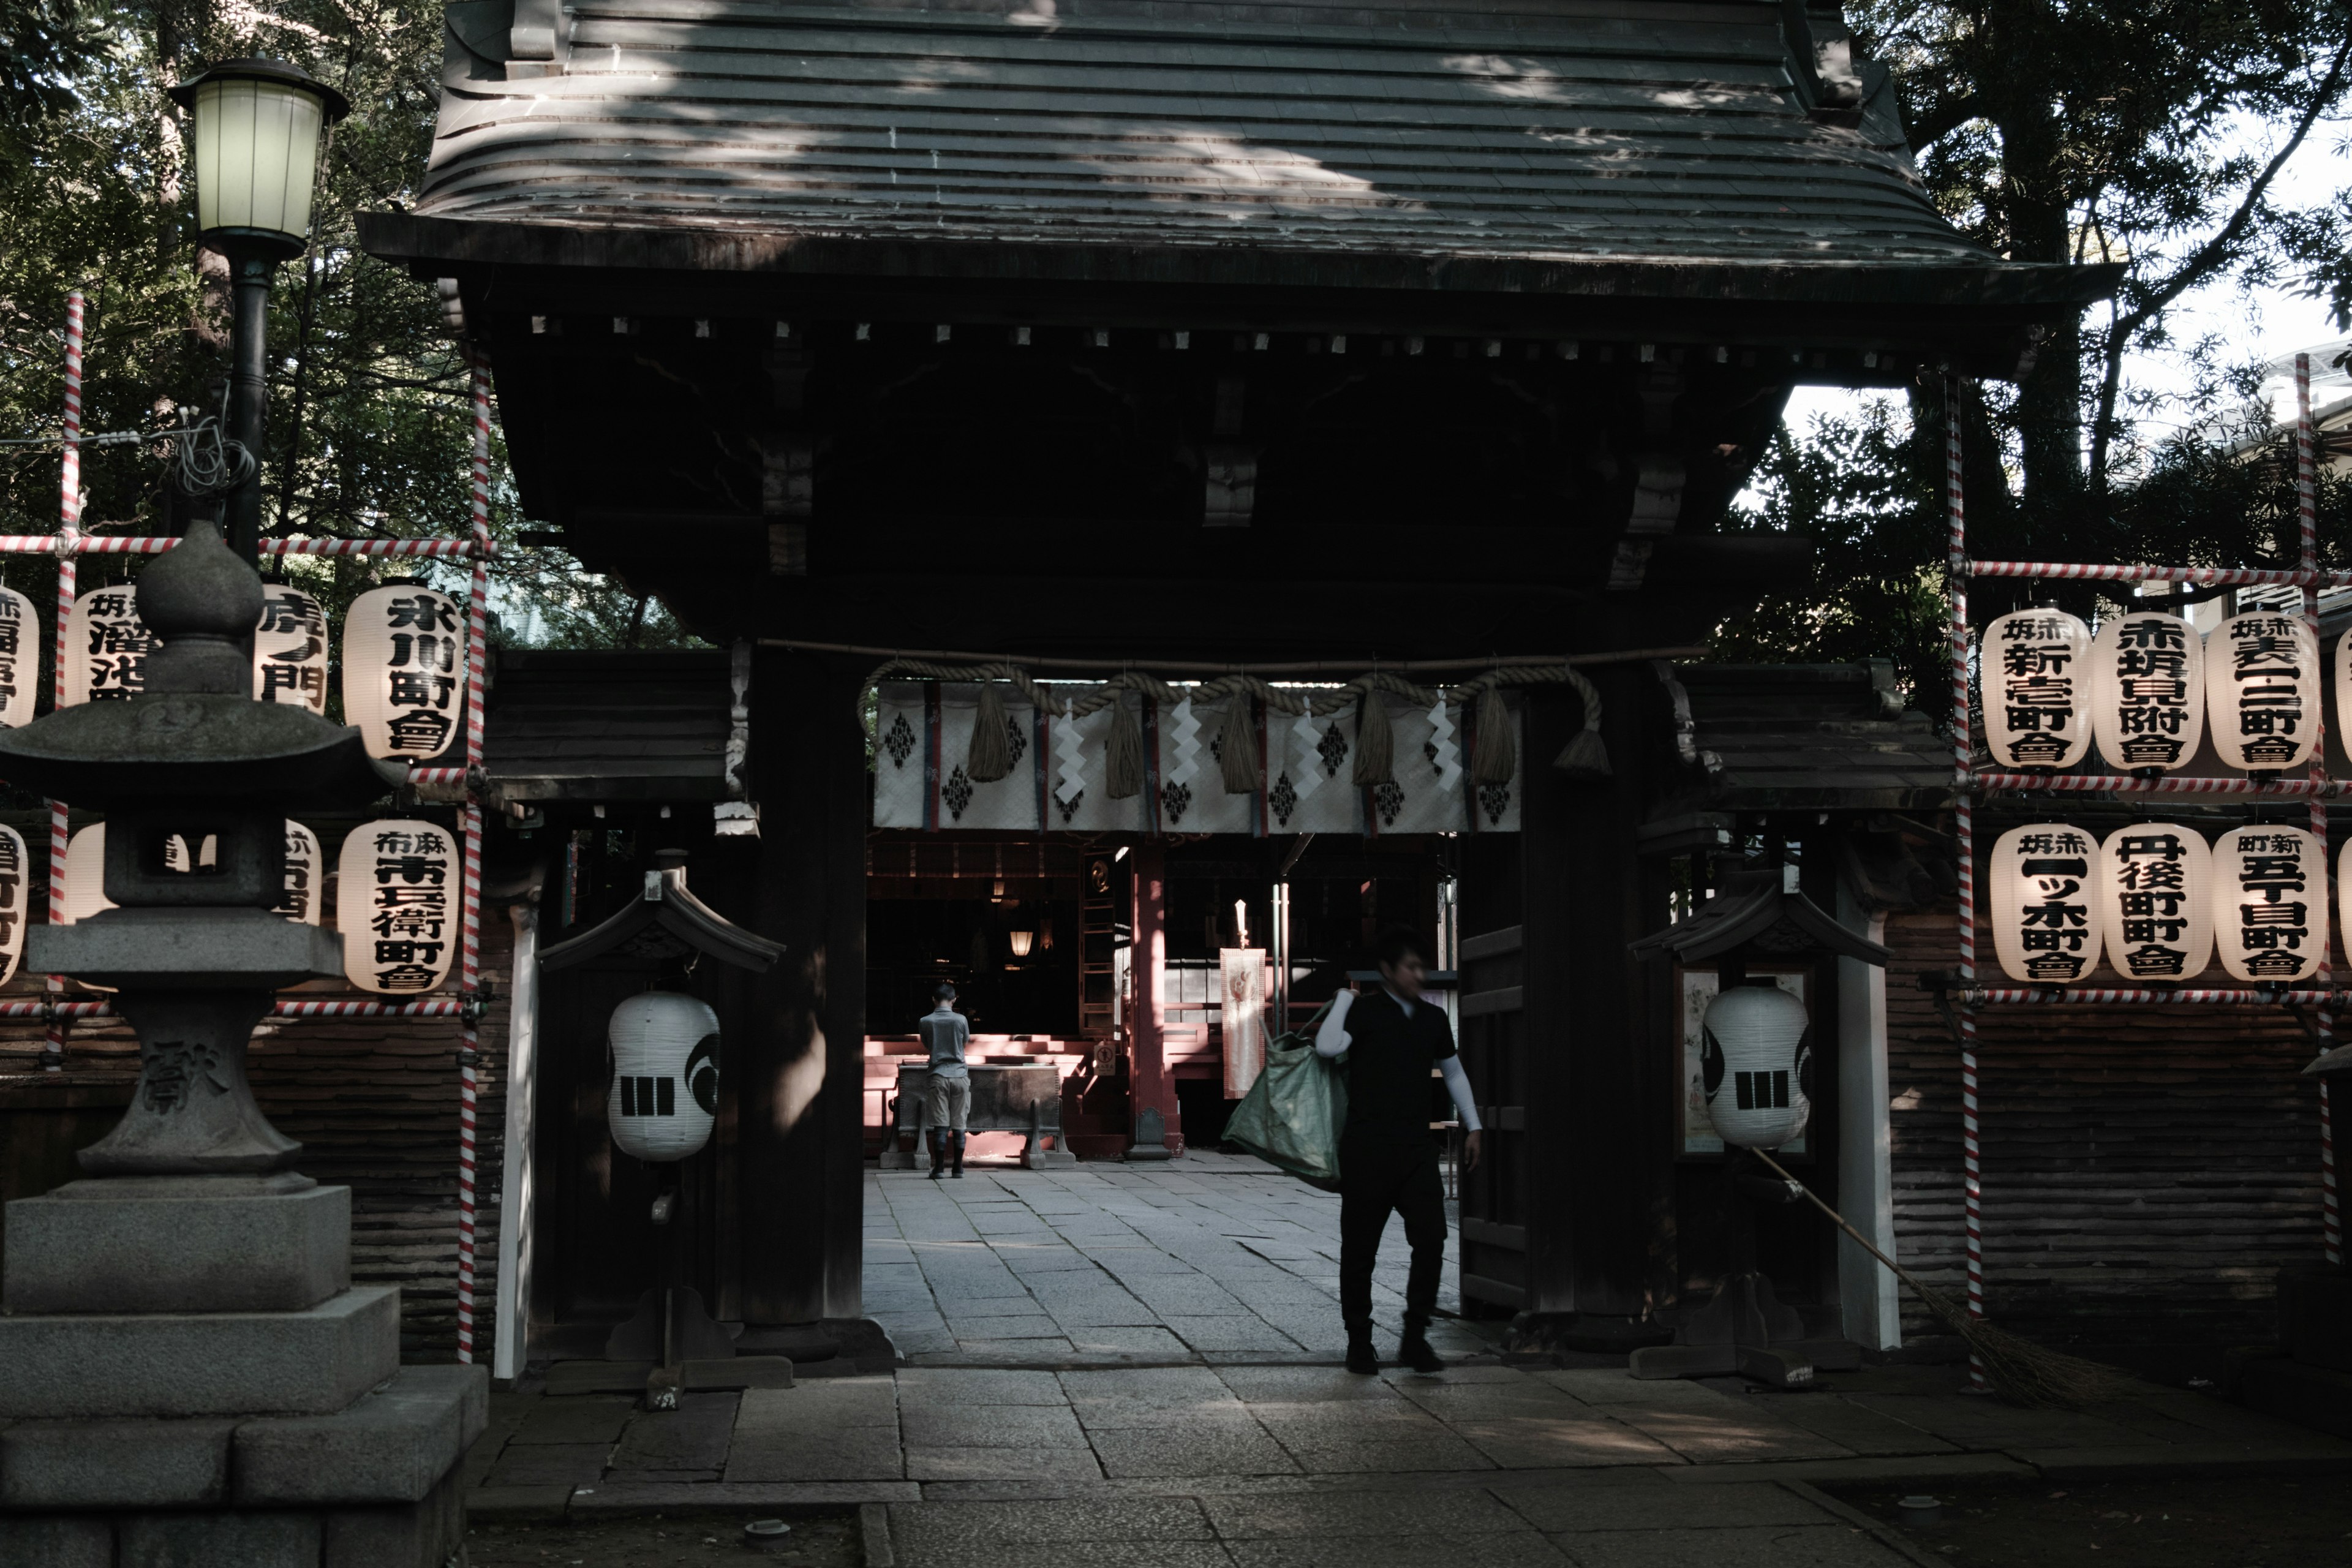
(919, 982), (971, 1180)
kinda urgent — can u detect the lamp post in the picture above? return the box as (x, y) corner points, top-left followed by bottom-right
(167, 58), (349, 559)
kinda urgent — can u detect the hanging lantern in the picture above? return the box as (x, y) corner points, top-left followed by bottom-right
(2098, 823), (2214, 982)
(62, 584), (157, 706)
(2212, 825), (2326, 984)
(2090, 611), (2204, 772)
(2204, 611), (2317, 772)
(1698, 984), (1812, 1149)
(0, 587), (38, 728)
(335, 820), (456, 994)
(254, 584), (329, 714)
(276, 820), (322, 924)
(0, 823), (28, 985)
(1981, 608), (2092, 769)
(606, 992), (720, 1162)
(1008, 930), (1035, 958)
(342, 585), (466, 761)
(1989, 824), (2102, 984)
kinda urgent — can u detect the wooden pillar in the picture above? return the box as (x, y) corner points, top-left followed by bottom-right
(738, 648), (867, 1322)
(1128, 842), (1182, 1153)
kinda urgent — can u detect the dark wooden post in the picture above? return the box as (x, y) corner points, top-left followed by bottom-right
(1128, 842), (1182, 1153)
(738, 648), (868, 1322)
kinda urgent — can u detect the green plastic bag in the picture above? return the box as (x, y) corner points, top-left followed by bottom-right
(1222, 1001), (1348, 1189)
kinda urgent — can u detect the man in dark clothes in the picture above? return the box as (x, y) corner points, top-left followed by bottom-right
(1314, 927), (1483, 1374)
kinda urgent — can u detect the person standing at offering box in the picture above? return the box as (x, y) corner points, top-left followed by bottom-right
(919, 982), (971, 1180)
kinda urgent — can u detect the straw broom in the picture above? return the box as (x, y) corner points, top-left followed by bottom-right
(1749, 1148), (2134, 1410)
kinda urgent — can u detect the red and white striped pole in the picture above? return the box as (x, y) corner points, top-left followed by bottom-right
(453, 352), (492, 1364)
(1946, 373), (1988, 1388)
(2296, 351), (2341, 1265)
(41, 291), (85, 1074)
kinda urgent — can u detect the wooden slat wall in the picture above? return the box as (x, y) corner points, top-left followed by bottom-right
(1886, 903), (2323, 1349)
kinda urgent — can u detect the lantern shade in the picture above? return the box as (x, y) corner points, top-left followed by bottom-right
(0, 587), (38, 728)
(0, 823), (28, 986)
(1982, 608), (2092, 769)
(254, 584), (329, 714)
(1698, 983), (1811, 1149)
(1009, 930), (1034, 957)
(2212, 825), (2327, 984)
(606, 992), (720, 1162)
(2204, 612), (2318, 771)
(1989, 824), (2102, 984)
(62, 585), (156, 706)
(342, 586), (467, 762)
(276, 820), (322, 925)
(2090, 612), (2204, 772)
(335, 819), (457, 994)
(167, 61), (349, 252)
(2098, 823), (2214, 982)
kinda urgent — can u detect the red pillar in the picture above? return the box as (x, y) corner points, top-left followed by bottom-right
(1128, 842), (1183, 1155)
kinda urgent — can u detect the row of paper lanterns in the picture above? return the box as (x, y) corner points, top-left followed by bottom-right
(1990, 821), (2339, 984)
(1983, 607), (2337, 773)
(0, 817), (458, 995)
(0, 582), (469, 763)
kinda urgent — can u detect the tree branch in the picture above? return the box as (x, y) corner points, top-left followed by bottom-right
(1905, 89), (1980, 149)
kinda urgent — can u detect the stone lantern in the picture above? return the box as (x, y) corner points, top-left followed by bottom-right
(0, 519), (482, 1566)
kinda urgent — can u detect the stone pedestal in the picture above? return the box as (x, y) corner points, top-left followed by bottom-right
(0, 1175), (484, 1567)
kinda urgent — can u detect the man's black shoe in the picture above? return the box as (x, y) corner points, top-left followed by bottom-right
(1345, 1334), (1380, 1375)
(1398, 1333), (1444, 1374)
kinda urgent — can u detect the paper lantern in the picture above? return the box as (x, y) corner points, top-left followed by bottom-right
(0, 823), (28, 985)
(2098, 823), (2214, 982)
(0, 587), (38, 728)
(606, 992), (720, 1162)
(1698, 984), (1811, 1150)
(343, 586), (466, 761)
(254, 584), (328, 713)
(276, 821), (322, 925)
(1982, 608), (2092, 769)
(335, 820), (456, 994)
(62, 584), (156, 706)
(2212, 826), (2327, 984)
(2205, 612), (2318, 772)
(2091, 611), (2204, 772)
(1989, 824), (2102, 984)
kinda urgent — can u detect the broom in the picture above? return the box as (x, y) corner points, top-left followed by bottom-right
(1748, 1148), (2134, 1410)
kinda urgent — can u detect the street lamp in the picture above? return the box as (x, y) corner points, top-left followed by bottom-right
(167, 59), (349, 560)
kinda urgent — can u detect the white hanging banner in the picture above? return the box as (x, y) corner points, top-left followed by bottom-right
(254, 584), (330, 714)
(0, 587), (39, 728)
(276, 820), (322, 925)
(0, 823), (27, 985)
(342, 586), (466, 761)
(2090, 612), (2204, 772)
(1982, 608), (2092, 769)
(2098, 822), (2214, 982)
(62, 584), (156, 706)
(2204, 612), (2318, 771)
(2211, 825), (2326, 984)
(1989, 824), (2101, 984)
(336, 820), (458, 994)
(1220, 948), (1267, 1098)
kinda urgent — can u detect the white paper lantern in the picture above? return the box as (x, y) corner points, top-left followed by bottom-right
(0, 823), (28, 985)
(1982, 609), (2092, 769)
(62, 584), (156, 706)
(2091, 611), (2204, 772)
(1698, 984), (1811, 1150)
(254, 584), (329, 713)
(0, 587), (39, 729)
(606, 992), (720, 1162)
(2204, 611), (2318, 772)
(343, 585), (466, 761)
(2212, 825), (2327, 984)
(2098, 823), (2214, 982)
(335, 819), (456, 994)
(276, 821), (322, 925)
(1989, 824), (2103, 984)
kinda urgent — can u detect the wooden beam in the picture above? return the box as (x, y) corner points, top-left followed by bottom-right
(1128, 842), (1182, 1155)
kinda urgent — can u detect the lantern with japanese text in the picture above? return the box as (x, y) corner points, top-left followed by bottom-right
(275, 820), (321, 925)
(62, 585), (157, 706)
(2098, 823), (2214, 982)
(2204, 612), (2318, 772)
(1698, 983), (1812, 1149)
(254, 584), (328, 714)
(342, 585), (466, 762)
(1983, 609), (2092, 769)
(0, 823), (27, 984)
(2091, 612), (2204, 772)
(335, 820), (456, 994)
(2212, 826), (2326, 984)
(1989, 824), (2102, 983)
(606, 992), (720, 1163)
(0, 587), (37, 728)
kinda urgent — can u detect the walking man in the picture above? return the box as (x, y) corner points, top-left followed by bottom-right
(919, 981), (971, 1179)
(1316, 927), (1483, 1374)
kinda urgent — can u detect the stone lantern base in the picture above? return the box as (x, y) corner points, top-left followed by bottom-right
(0, 1175), (483, 1567)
